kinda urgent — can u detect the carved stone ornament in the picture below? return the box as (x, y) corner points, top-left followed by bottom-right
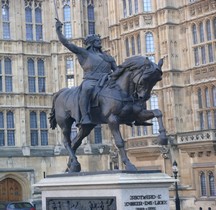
(143, 15), (152, 25)
(62, 0), (70, 5)
(129, 21), (133, 29)
(72, 0), (75, 7)
(197, 5), (202, 14)
(203, 2), (209, 11)
(134, 18), (139, 27)
(210, 0), (216, 8)
(190, 7), (195, 16)
(122, 22), (128, 30)
(47, 197), (116, 210)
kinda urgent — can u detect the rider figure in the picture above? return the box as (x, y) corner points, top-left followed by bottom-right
(55, 19), (118, 124)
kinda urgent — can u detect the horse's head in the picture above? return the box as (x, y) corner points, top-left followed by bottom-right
(131, 56), (163, 101)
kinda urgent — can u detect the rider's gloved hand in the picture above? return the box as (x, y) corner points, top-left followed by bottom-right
(55, 18), (63, 30)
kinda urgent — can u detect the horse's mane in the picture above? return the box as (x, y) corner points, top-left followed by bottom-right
(121, 56), (148, 70)
(111, 56), (150, 80)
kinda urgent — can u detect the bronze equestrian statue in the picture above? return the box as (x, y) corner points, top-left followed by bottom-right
(50, 19), (168, 173)
(55, 19), (118, 124)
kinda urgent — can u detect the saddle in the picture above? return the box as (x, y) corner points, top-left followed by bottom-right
(90, 75), (126, 108)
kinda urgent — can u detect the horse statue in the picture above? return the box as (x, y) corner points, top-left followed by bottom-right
(49, 56), (168, 173)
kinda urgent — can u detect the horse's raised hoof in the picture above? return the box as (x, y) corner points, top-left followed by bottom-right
(68, 162), (81, 173)
(125, 163), (137, 171)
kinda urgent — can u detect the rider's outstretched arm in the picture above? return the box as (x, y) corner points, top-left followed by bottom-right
(55, 19), (86, 56)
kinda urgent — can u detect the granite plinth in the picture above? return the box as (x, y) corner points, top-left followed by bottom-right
(34, 170), (175, 210)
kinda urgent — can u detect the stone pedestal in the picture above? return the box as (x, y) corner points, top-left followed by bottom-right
(35, 171), (175, 210)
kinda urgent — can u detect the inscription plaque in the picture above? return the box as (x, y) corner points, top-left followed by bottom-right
(46, 197), (116, 210)
(122, 188), (169, 210)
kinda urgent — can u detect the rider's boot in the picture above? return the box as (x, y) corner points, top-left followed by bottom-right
(81, 114), (91, 124)
(79, 97), (92, 124)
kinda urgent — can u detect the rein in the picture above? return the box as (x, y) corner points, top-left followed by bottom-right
(131, 67), (145, 98)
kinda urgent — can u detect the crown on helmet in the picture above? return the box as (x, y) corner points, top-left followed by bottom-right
(84, 34), (101, 46)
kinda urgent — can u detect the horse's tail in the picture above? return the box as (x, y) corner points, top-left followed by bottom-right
(49, 88), (67, 130)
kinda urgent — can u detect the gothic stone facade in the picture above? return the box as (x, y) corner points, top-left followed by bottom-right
(0, 0), (215, 210)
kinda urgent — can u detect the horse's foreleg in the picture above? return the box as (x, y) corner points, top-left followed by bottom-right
(152, 109), (168, 145)
(108, 114), (137, 171)
(137, 109), (168, 145)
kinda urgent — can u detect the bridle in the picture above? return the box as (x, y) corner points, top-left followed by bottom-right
(131, 65), (149, 99)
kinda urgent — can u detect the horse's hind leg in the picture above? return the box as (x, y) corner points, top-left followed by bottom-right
(108, 114), (137, 171)
(59, 118), (80, 170)
(68, 124), (95, 173)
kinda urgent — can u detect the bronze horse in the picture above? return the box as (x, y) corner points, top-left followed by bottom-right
(49, 56), (168, 173)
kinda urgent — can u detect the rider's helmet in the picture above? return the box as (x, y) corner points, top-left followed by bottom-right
(84, 34), (101, 49)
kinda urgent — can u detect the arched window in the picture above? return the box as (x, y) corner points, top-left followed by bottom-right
(128, 0), (132, 15)
(194, 47), (199, 66)
(38, 59), (45, 92)
(123, 0), (127, 17)
(35, 6), (43, 41)
(137, 126), (141, 136)
(137, 34), (141, 54)
(25, 6), (33, 40)
(201, 46), (206, 64)
(148, 56), (155, 62)
(198, 88), (202, 108)
(134, 0), (138, 14)
(145, 32), (154, 53)
(6, 111), (15, 146)
(200, 171), (207, 196)
(2, 1), (10, 39)
(205, 87), (210, 108)
(125, 37), (130, 57)
(0, 60), (2, 92)
(28, 59), (36, 93)
(4, 58), (12, 92)
(206, 20), (211, 41)
(207, 111), (212, 129)
(199, 112), (204, 130)
(214, 110), (216, 129)
(71, 122), (77, 139)
(213, 86), (216, 107)
(88, 4), (95, 34)
(66, 57), (74, 88)
(40, 112), (48, 145)
(63, 4), (72, 38)
(209, 172), (215, 196)
(131, 126), (135, 137)
(30, 111), (38, 146)
(214, 17), (216, 39)
(150, 94), (159, 109)
(199, 22), (204, 42)
(94, 125), (102, 144)
(143, 126), (148, 135)
(192, 24), (197, 44)
(0, 112), (4, 146)
(208, 44), (213, 63)
(131, 36), (135, 55)
(150, 95), (159, 134)
(143, 0), (152, 12)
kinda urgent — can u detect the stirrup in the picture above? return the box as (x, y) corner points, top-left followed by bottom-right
(81, 115), (92, 124)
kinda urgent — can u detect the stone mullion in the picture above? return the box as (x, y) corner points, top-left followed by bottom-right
(140, 29), (145, 56)
(37, 110), (41, 146)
